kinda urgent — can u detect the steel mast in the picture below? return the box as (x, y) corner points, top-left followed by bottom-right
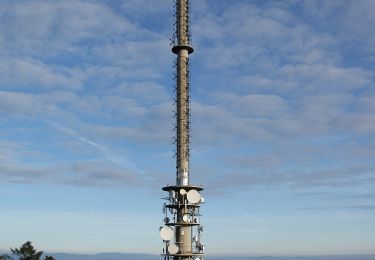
(159, 0), (205, 260)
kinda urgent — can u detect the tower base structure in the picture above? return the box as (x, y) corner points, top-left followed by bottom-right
(159, 185), (205, 260)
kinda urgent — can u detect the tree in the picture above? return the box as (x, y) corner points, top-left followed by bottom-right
(4, 241), (55, 260)
(10, 241), (43, 260)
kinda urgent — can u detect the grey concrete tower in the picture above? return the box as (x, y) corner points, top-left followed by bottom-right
(159, 0), (205, 260)
(173, 0), (193, 187)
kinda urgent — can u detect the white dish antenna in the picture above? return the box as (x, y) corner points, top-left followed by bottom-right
(187, 189), (201, 204)
(179, 189), (186, 195)
(160, 226), (174, 241)
(168, 244), (179, 254)
(182, 214), (189, 222)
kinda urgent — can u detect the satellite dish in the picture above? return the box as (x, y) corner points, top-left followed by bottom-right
(182, 214), (189, 222)
(179, 189), (186, 195)
(200, 197), (205, 203)
(160, 226), (174, 241)
(164, 217), (170, 224)
(168, 244), (179, 254)
(194, 258), (200, 260)
(187, 189), (201, 204)
(199, 226), (204, 232)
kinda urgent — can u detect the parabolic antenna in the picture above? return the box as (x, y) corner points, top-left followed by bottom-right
(179, 188), (186, 195)
(187, 189), (201, 204)
(182, 214), (189, 222)
(160, 226), (174, 241)
(168, 244), (179, 254)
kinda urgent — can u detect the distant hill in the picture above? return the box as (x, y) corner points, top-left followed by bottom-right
(3, 252), (374, 260)
(47, 253), (375, 260)
(51, 253), (156, 260)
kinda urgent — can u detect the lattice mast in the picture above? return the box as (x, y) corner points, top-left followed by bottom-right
(174, 0), (192, 188)
(159, 1), (205, 260)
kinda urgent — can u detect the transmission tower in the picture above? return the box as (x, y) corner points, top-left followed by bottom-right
(159, 1), (205, 260)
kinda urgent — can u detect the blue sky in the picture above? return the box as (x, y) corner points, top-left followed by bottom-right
(1, 0), (375, 256)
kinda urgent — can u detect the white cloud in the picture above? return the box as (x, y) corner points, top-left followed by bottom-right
(0, 91), (48, 117)
(217, 94), (288, 117)
(120, 0), (170, 17)
(0, 0), (374, 200)
(298, 0), (375, 61)
(0, 57), (82, 90)
(0, 1), (138, 56)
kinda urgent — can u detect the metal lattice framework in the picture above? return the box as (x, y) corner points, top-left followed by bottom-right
(173, 56), (191, 179)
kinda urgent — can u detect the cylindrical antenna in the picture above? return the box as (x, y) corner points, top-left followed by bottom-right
(173, 0), (193, 186)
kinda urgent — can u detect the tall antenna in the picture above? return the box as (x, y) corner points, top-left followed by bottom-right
(159, 0), (205, 259)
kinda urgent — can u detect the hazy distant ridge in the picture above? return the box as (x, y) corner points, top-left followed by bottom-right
(47, 253), (375, 260)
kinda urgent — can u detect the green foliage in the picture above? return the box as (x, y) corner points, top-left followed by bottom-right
(11, 241), (43, 260)
(2, 241), (56, 260)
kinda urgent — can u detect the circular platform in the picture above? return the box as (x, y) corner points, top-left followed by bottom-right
(172, 44), (195, 54)
(162, 185), (203, 192)
(166, 222), (200, 227)
(161, 253), (204, 257)
(166, 204), (200, 209)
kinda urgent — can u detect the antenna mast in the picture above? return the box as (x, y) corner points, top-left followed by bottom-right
(159, 0), (205, 259)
